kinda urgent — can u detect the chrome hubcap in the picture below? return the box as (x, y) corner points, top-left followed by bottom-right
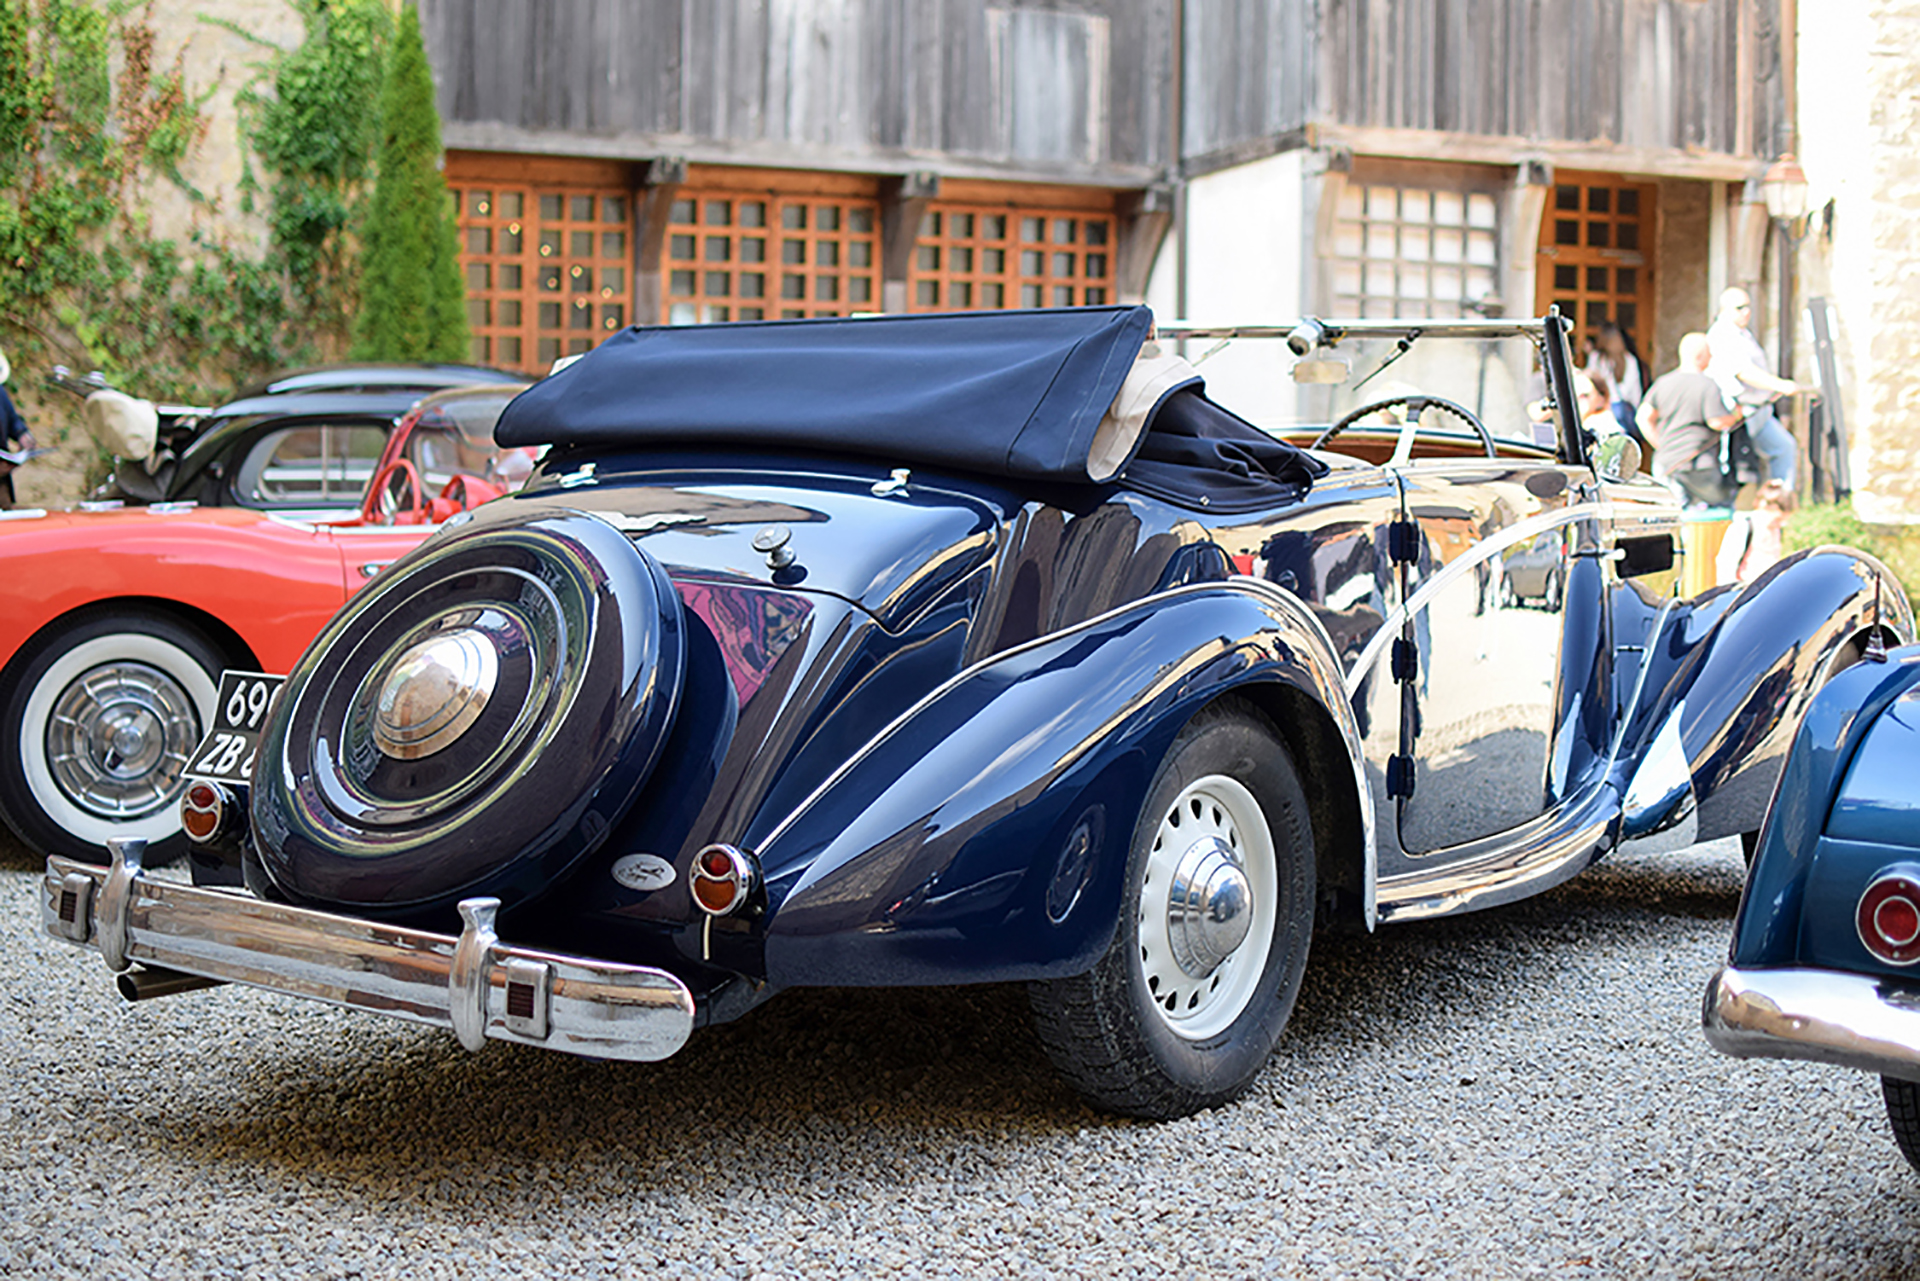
(1138, 774), (1276, 1040)
(47, 661), (200, 818)
(373, 628), (500, 760)
(1166, 837), (1253, 977)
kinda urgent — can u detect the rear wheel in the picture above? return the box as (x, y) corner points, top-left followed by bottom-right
(1885, 1076), (1920, 1176)
(1028, 701), (1315, 1119)
(0, 610), (227, 864)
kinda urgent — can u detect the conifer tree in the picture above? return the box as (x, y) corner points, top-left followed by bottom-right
(350, 2), (466, 362)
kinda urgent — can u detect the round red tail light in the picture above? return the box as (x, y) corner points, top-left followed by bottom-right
(1856, 871), (1920, 966)
(690, 843), (757, 918)
(180, 780), (231, 844)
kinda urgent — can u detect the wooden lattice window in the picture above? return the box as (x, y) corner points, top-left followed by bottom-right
(1535, 171), (1657, 354)
(909, 206), (1115, 311)
(663, 192), (879, 324)
(450, 168), (630, 372)
(1330, 177), (1501, 318)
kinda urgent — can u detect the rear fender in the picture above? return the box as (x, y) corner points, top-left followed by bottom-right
(1619, 547), (1913, 847)
(752, 581), (1368, 988)
(1730, 646), (1920, 967)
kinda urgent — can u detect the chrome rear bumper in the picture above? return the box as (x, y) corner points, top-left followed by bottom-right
(1703, 965), (1920, 1085)
(42, 840), (694, 1062)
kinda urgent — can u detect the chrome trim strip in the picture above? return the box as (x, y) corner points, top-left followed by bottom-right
(1704, 965), (1920, 1086)
(41, 851), (695, 1063)
(1156, 319), (1552, 342)
(1373, 784), (1619, 922)
(757, 576), (1377, 926)
(1341, 500), (1610, 698)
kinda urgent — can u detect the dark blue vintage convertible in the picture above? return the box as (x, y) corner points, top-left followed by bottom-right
(41, 306), (1913, 1118)
(1704, 643), (1920, 1174)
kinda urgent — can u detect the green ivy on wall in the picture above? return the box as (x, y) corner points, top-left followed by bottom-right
(0, 0), (390, 407)
(224, 0), (392, 341)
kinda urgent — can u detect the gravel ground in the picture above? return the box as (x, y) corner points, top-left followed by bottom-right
(3, 828), (1916, 1280)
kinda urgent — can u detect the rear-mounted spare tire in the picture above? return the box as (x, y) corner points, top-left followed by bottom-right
(250, 508), (684, 914)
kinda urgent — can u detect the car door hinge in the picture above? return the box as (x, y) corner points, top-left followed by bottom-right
(1391, 638), (1418, 683)
(1387, 519), (1421, 565)
(1386, 754), (1416, 799)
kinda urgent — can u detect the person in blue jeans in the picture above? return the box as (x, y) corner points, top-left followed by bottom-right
(1706, 288), (1812, 491)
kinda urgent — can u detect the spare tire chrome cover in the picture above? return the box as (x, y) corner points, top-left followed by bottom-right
(251, 506), (684, 911)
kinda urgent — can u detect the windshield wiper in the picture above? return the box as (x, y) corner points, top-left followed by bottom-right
(1351, 331), (1419, 394)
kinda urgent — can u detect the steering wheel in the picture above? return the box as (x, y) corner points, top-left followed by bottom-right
(1309, 394), (1498, 458)
(367, 458), (426, 526)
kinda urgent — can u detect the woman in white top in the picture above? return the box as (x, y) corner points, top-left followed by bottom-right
(1586, 321), (1647, 444)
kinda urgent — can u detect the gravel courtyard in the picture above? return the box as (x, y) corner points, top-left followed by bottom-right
(4, 829), (1916, 1280)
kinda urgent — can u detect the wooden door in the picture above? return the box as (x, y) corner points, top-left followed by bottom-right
(1535, 171), (1657, 358)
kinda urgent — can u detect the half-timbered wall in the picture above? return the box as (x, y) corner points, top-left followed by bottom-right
(1182, 0), (1786, 171)
(421, 0), (1173, 183)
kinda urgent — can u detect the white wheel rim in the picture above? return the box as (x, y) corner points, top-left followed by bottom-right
(1137, 773), (1277, 1040)
(17, 632), (218, 846)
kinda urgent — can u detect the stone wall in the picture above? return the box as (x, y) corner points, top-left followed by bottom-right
(1799, 0), (1920, 521)
(140, 1), (303, 250)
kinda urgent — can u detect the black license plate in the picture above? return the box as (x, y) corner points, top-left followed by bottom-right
(185, 671), (288, 785)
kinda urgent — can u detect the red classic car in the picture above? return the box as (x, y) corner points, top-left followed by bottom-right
(0, 382), (532, 864)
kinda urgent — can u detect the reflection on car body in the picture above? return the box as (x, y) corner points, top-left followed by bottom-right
(39, 306), (1913, 1120)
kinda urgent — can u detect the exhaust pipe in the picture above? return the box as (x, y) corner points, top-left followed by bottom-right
(115, 965), (226, 1002)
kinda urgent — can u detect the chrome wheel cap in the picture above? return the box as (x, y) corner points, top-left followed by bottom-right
(1166, 837), (1253, 977)
(1138, 774), (1276, 1040)
(372, 628), (499, 760)
(47, 661), (200, 818)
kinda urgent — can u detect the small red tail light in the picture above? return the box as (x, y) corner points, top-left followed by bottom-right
(690, 843), (757, 918)
(1857, 871), (1920, 966)
(180, 780), (232, 844)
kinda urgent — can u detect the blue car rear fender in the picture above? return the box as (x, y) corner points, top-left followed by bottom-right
(1733, 644), (1920, 969)
(751, 581), (1368, 989)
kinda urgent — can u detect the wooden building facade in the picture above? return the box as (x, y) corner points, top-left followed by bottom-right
(421, 0), (1794, 392)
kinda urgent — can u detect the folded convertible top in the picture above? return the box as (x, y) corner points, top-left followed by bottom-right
(495, 305), (1181, 485)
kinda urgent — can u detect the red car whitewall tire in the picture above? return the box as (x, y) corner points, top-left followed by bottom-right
(1, 611), (226, 863)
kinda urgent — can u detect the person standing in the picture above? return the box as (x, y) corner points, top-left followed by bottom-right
(1706, 287), (1810, 490)
(0, 349), (37, 509)
(1586, 321), (1648, 442)
(1637, 332), (1742, 507)
(1715, 479), (1796, 585)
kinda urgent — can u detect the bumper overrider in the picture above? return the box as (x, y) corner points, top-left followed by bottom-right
(42, 839), (695, 1061)
(1704, 965), (1920, 1085)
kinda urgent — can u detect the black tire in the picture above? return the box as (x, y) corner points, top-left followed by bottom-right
(1885, 1076), (1920, 1176)
(1028, 700), (1316, 1119)
(0, 608), (229, 865)
(1544, 570), (1563, 612)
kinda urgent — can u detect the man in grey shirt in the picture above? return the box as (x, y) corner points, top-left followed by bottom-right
(1638, 332), (1742, 507)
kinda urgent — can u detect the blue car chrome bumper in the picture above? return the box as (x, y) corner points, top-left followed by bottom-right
(1704, 965), (1920, 1085)
(42, 841), (695, 1063)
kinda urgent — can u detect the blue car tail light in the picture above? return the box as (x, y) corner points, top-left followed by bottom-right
(691, 843), (758, 917)
(1858, 870), (1920, 966)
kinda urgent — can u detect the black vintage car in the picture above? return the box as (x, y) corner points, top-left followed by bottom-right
(54, 363), (523, 518)
(42, 306), (1912, 1119)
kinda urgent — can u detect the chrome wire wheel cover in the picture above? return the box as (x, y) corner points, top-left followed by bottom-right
(45, 659), (200, 819)
(1137, 773), (1276, 1040)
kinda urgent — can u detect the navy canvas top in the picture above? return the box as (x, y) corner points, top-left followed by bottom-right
(496, 306), (1159, 484)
